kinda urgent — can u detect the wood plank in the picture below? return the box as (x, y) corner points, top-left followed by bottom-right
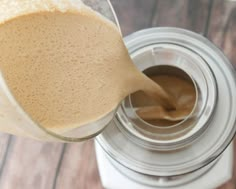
(84, 144), (103, 189)
(0, 136), (64, 189)
(111, 0), (156, 35)
(54, 140), (103, 189)
(208, 0), (236, 66)
(0, 134), (11, 177)
(151, 0), (212, 34)
(208, 1), (235, 46)
(218, 182), (235, 189)
(208, 1), (236, 188)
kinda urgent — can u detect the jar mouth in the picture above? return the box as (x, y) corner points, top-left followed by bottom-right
(118, 42), (217, 149)
(130, 65), (198, 129)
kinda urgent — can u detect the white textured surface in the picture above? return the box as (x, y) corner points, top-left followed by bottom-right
(95, 141), (233, 189)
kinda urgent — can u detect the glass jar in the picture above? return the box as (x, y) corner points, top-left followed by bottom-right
(96, 27), (236, 181)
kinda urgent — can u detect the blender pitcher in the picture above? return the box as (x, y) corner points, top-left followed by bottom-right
(0, 0), (120, 142)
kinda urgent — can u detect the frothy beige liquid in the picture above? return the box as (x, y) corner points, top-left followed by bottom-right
(0, 0), (175, 134)
(132, 75), (196, 126)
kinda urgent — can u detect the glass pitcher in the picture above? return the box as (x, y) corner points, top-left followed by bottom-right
(0, 0), (120, 142)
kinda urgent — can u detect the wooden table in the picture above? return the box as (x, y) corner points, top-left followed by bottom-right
(0, 0), (235, 188)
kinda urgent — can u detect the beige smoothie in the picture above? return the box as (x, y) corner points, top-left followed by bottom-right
(132, 75), (196, 126)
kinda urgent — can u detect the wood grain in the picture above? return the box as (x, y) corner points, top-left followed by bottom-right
(84, 141), (103, 189)
(0, 137), (64, 189)
(54, 140), (103, 189)
(151, 0), (212, 34)
(0, 134), (11, 178)
(111, 0), (156, 35)
(208, 0), (236, 67)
